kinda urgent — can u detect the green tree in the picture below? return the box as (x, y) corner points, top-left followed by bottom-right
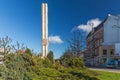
(42, 58), (53, 68)
(47, 51), (54, 64)
(0, 64), (7, 80)
(60, 31), (86, 67)
(25, 48), (33, 56)
(54, 60), (63, 70)
(68, 58), (86, 69)
(4, 53), (26, 80)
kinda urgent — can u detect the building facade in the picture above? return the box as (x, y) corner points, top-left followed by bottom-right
(86, 14), (120, 67)
(0, 48), (4, 63)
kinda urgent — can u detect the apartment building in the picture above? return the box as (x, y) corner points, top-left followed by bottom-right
(86, 14), (120, 67)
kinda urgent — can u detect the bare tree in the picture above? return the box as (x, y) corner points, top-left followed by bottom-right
(0, 36), (12, 55)
(11, 41), (26, 53)
(67, 31), (85, 58)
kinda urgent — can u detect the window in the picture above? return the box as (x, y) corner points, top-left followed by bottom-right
(110, 49), (114, 55)
(95, 49), (99, 56)
(100, 39), (102, 44)
(97, 40), (99, 46)
(103, 58), (107, 63)
(95, 49), (97, 55)
(103, 49), (107, 55)
(95, 41), (97, 47)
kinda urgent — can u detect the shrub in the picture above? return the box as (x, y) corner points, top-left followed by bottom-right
(68, 58), (86, 69)
(54, 60), (63, 70)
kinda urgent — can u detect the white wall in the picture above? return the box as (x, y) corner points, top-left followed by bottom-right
(115, 43), (120, 55)
(103, 15), (120, 45)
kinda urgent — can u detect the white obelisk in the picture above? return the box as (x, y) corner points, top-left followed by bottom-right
(42, 3), (48, 57)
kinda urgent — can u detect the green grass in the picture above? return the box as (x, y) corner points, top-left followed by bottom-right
(94, 71), (120, 80)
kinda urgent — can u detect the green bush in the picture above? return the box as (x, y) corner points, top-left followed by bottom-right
(64, 58), (86, 69)
(2, 51), (99, 80)
(42, 58), (53, 68)
(54, 61), (63, 70)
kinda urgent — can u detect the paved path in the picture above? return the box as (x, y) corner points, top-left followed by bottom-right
(89, 68), (120, 73)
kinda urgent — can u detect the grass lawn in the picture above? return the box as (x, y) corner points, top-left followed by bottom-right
(94, 71), (120, 80)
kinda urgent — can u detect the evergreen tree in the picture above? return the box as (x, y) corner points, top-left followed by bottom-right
(47, 51), (54, 64)
(25, 48), (33, 56)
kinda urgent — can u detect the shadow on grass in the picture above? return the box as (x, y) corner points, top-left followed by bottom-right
(70, 71), (100, 80)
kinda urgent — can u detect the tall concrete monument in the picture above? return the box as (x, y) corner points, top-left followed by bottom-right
(42, 3), (48, 57)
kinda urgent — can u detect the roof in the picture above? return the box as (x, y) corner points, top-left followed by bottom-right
(87, 16), (109, 39)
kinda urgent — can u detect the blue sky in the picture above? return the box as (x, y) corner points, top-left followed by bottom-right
(0, 0), (120, 58)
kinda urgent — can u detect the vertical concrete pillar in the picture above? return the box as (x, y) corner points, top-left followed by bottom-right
(42, 3), (48, 57)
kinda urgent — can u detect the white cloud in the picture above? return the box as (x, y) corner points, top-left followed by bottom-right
(49, 36), (63, 44)
(72, 18), (101, 33)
